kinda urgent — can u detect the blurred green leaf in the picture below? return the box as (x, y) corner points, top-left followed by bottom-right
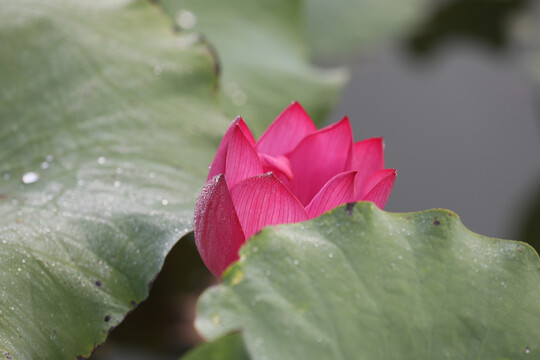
(197, 203), (540, 359)
(408, 0), (529, 56)
(182, 333), (250, 360)
(158, 0), (348, 135)
(0, 0), (234, 357)
(305, 0), (429, 59)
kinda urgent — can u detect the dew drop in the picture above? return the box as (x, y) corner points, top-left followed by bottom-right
(115, 167), (123, 174)
(149, 172), (156, 179)
(40, 162), (49, 169)
(328, 253), (334, 258)
(97, 156), (106, 165)
(113, 181), (121, 188)
(176, 10), (197, 30)
(162, 199), (168, 206)
(22, 172), (39, 184)
(211, 315), (220, 325)
(231, 90), (247, 106)
(153, 66), (162, 76)
(46, 154), (54, 162)
(525, 347), (531, 354)
(78, 179), (85, 186)
(3, 173), (10, 180)
(293, 259), (299, 266)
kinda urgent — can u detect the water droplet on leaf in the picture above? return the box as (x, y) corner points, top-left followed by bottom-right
(176, 10), (197, 29)
(231, 90), (247, 106)
(22, 172), (39, 184)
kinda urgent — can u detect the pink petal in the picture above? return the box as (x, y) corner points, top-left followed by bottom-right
(194, 175), (246, 278)
(230, 173), (308, 240)
(238, 117), (256, 146)
(350, 137), (385, 193)
(258, 153), (293, 180)
(306, 171), (357, 219)
(256, 101), (317, 156)
(282, 117), (354, 206)
(360, 169), (397, 209)
(225, 125), (264, 189)
(208, 117), (255, 181)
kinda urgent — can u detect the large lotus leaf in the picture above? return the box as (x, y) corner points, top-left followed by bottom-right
(196, 203), (540, 359)
(305, 0), (429, 59)
(158, 0), (348, 136)
(0, 0), (237, 358)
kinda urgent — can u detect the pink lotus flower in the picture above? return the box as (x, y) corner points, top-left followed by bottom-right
(194, 102), (396, 277)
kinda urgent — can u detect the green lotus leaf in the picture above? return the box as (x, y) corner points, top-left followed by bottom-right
(0, 0), (232, 357)
(196, 203), (540, 360)
(158, 0), (348, 135)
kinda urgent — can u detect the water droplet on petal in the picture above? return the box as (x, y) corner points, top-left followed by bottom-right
(97, 156), (106, 165)
(22, 172), (39, 184)
(176, 10), (197, 30)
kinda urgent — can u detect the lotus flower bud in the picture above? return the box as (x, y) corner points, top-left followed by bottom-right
(194, 102), (396, 277)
